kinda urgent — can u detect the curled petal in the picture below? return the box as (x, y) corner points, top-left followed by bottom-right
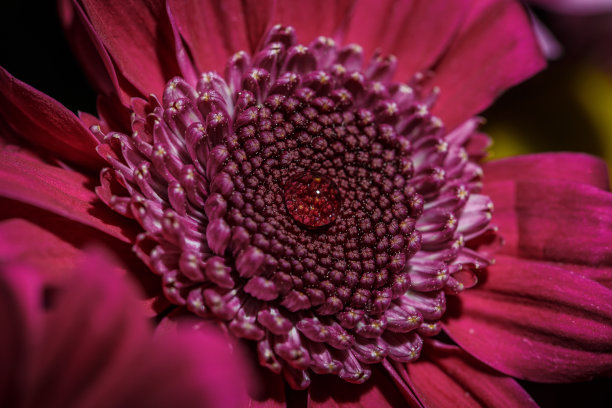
(430, 0), (546, 130)
(0, 67), (103, 170)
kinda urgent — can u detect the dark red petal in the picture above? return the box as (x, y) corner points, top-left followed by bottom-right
(79, 0), (181, 98)
(0, 149), (136, 243)
(0, 67), (103, 170)
(430, 0), (546, 130)
(405, 342), (537, 408)
(307, 365), (408, 407)
(485, 179), (612, 270)
(58, 0), (137, 105)
(273, 0), (353, 45)
(58, 0), (115, 97)
(444, 255), (612, 382)
(169, 0), (273, 74)
(345, 0), (469, 80)
(484, 153), (610, 191)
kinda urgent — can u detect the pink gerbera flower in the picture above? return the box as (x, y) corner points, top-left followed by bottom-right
(0, 240), (248, 407)
(1, 0), (611, 406)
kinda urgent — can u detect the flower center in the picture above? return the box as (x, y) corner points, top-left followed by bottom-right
(284, 172), (341, 229)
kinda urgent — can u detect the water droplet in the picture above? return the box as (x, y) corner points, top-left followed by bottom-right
(284, 172), (341, 229)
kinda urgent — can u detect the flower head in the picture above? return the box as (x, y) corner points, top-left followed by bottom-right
(93, 23), (496, 387)
(1, 0), (611, 406)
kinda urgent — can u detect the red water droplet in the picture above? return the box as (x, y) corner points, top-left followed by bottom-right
(284, 172), (341, 229)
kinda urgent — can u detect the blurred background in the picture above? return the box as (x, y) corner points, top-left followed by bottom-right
(0, 1), (611, 406)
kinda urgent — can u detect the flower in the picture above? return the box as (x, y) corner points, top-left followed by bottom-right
(0, 239), (248, 407)
(1, 0), (611, 406)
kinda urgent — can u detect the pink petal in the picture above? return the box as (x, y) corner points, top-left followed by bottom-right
(344, 0), (469, 80)
(273, 0), (353, 45)
(79, 0), (182, 98)
(0, 214), (165, 317)
(25, 249), (247, 407)
(443, 255), (612, 382)
(484, 153), (610, 191)
(0, 219), (81, 285)
(485, 179), (612, 269)
(0, 67), (104, 170)
(0, 149), (136, 243)
(0, 258), (43, 407)
(169, 0), (273, 74)
(307, 365), (409, 407)
(404, 342), (537, 408)
(430, 0), (546, 130)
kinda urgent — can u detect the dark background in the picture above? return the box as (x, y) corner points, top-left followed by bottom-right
(1, 2), (611, 407)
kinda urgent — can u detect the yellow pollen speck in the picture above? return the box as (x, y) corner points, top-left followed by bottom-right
(456, 186), (468, 200)
(232, 52), (245, 62)
(399, 84), (413, 95)
(201, 73), (213, 83)
(417, 105), (429, 117)
(213, 112), (224, 123)
(431, 116), (443, 128)
(295, 45), (307, 53)
(436, 140), (448, 152)
(333, 64), (346, 75)
(349, 44), (363, 53)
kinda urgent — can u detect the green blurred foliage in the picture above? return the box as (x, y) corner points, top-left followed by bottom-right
(484, 60), (612, 180)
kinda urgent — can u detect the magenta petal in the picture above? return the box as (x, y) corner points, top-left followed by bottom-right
(0, 258), (43, 407)
(0, 67), (103, 170)
(169, 0), (272, 74)
(405, 342), (537, 408)
(345, 0), (469, 80)
(79, 0), (181, 98)
(273, 0), (353, 45)
(0, 219), (81, 285)
(444, 255), (612, 382)
(484, 152), (610, 191)
(430, 0), (545, 130)
(0, 149), (135, 242)
(485, 179), (612, 267)
(22, 249), (247, 407)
